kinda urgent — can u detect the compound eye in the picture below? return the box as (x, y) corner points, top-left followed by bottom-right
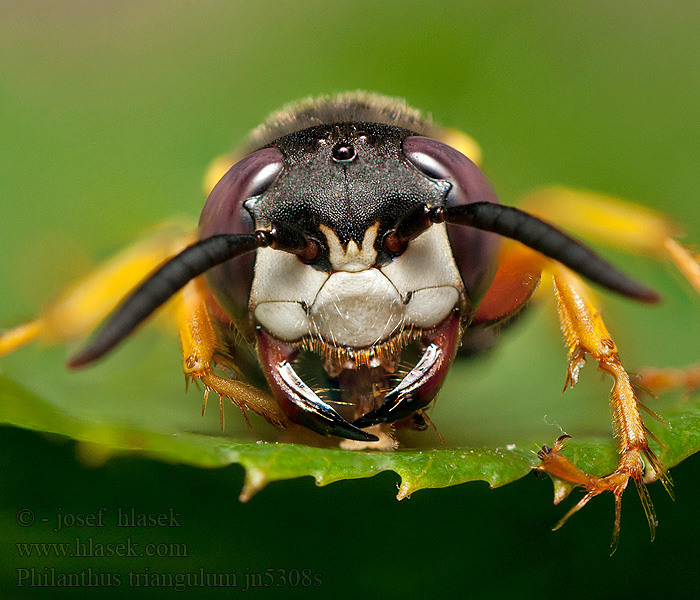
(402, 135), (502, 299)
(247, 156), (284, 197)
(240, 148), (285, 198)
(402, 136), (499, 206)
(402, 141), (450, 180)
(200, 147), (285, 232)
(198, 147), (285, 319)
(200, 148), (285, 233)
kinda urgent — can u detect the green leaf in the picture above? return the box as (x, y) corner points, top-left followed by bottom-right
(2, 287), (699, 503)
(0, 371), (539, 501)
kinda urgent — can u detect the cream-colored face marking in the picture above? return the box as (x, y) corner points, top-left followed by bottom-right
(319, 223), (379, 272)
(250, 224), (463, 347)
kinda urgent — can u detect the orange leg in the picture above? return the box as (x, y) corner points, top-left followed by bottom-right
(174, 276), (286, 428)
(521, 186), (700, 396)
(472, 233), (673, 548)
(537, 266), (672, 551)
(0, 222), (285, 431)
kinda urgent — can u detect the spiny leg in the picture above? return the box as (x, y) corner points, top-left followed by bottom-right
(521, 186), (700, 395)
(476, 239), (671, 546)
(174, 276), (286, 429)
(0, 221), (286, 432)
(537, 266), (672, 551)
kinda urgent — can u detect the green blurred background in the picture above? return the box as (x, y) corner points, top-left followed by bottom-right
(2, 1), (700, 598)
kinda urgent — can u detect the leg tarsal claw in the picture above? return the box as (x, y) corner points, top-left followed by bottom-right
(546, 269), (675, 550)
(513, 188), (694, 548)
(536, 435), (672, 553)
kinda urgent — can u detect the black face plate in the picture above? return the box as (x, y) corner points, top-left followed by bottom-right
(249, 122), (451, 270)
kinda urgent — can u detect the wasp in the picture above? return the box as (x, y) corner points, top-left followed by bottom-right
(2, 92), (698, 546)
